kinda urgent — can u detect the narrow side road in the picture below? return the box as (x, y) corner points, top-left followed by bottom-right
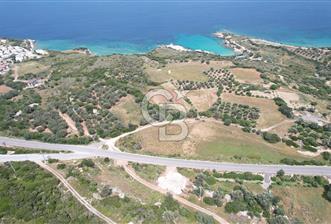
(35, 161), (116, 224)
(123, 165), (229, 224)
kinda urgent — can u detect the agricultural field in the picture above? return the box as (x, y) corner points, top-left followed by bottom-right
(221, 92), (287, 129)
(0, 52), (152, 143)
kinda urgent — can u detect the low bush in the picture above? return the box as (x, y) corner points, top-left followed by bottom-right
(263, 132), (281, 143)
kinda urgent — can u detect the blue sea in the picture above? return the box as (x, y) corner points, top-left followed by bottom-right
(1, 1), (331, 56)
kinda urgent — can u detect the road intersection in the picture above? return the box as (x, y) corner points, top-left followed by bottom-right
(1, 136), (331, 176)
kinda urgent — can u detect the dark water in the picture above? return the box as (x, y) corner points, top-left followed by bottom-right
(1, 1), (331, 55)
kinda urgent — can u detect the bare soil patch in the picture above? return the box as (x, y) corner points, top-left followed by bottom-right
(81, 121), (90, 136)
(275, 87), (301, 108)
(186, 88), (218, 112)
(58, 111), (79, 135)
(0, 85), (12, 94)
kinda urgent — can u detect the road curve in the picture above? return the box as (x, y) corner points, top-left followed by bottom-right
(1, 136), (331, 176)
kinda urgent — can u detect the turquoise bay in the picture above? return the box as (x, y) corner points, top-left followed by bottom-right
(174, 35), (234, 56)
(37, 34), (234, 56)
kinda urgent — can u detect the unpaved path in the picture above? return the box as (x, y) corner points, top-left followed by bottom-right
(123, 165), (229, 224)
(261, 119), (294, 132)
(36, 161), (116, 224)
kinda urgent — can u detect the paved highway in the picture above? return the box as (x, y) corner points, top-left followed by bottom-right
(1, 136), (331, 176)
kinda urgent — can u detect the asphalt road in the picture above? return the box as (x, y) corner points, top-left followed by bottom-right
(1, 136), (331, 176)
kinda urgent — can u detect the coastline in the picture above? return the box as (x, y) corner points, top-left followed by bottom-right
(4, 31), (330, 59)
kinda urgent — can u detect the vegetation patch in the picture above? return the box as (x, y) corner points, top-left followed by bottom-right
(203, 98), (260, 132)
(0, 146), (68, 154)
(0, 161), (100, 223)
(272, 185), (331, 224)
(286, 119), (331, 152)
(221, 92), (287, 129)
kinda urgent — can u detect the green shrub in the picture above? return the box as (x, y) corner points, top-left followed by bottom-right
(321, 152), (331, 161)
(79, 159), (95, 168)
(57, 163), (66, 169)
(323, 184), (331, 202)
(195, 212), (215, 224)
(284, 139), (299, 148)
(203, 197), (216, 206)
(303, 145), (317, 152)
(205, 176), (217, 185)
(225, 200), (247, 213)
(0, 147), (8, 154)
(47, 158), (59, 163)
(280, 158), (325, 166)
(263, 132), (281, 143)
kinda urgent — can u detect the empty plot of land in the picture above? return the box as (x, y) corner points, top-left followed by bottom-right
(275, 88), (301, 108)
(251, 88), (303, 109)
(119, 120), (307, 164)
(110, 95), (143, 126)
(186, 88), (218, 112)
(272, 186), (331, 224)
(221, 92), (286, 129)
(146, 61), (233, 83)
(16, 61), (49, 77)
(230, 68), (262, 84)
(0, 85), (12, 94)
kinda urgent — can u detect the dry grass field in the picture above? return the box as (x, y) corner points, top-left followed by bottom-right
(272, 186), (331, 224)
(221, 92), (287, 129)
(118, 120), (308, 164)
(145, 60), (233, 83)
(230, 68), (263, 84)
(15, 61), (49, 77)
(110, 95), (143, 126)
